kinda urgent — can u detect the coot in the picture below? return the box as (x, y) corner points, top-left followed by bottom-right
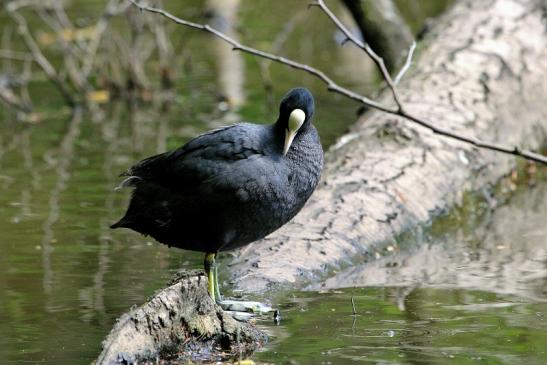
(112, 87), (323, 310)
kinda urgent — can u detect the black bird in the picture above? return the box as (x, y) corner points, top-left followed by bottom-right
(111, 87), (323, 311)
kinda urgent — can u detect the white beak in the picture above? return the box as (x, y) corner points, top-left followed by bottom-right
(283, 129), (297, 155)
(283, 108), (306, 155)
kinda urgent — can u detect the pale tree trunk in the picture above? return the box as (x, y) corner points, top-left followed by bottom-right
(228, 0), (547, 293)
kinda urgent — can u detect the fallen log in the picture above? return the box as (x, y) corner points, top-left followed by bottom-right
(95, 271), (266, 364)
(312, 177), (547, 300)
(227, 0), (547, 293)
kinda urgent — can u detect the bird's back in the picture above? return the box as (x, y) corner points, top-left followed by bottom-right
(112, 122), (322, 252)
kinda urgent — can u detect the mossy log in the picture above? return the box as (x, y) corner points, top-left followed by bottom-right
(228, 0), (547, 293)
(95, 271), (266, 364)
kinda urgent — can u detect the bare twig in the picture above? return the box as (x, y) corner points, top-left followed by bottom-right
(128, 0), (547, 165)
(127, 0), (392, 113)
(82, 0), (131, 77)
(151, 3), (175, 91)
(310, 0), (404, 110)
(0, 24), (33, 113)
(313, 0), (547, 164)
(394, 41), (416, 85)
(0, 85), (30, 112)
(127, 5), (153, 91)
(0, 49), (33, 62)
(6, 5), (76, 106)
(20, 56), (33, 108)
(36, 7), (91, 92)
(350, 295), (357, 331)
(3, 0), (175, 108)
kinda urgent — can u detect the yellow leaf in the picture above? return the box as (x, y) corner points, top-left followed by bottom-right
(86, 90), (110, 104)
(237, 360), (255, 365)
(38, 26), (97, 46)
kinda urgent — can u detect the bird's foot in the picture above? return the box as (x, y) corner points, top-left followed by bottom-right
(225, 310), (254, 322)
(217, 299), (273, 314)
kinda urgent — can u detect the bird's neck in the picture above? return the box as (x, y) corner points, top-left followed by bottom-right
(285, 126), (322, 165)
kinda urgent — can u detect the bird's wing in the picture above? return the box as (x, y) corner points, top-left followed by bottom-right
(118, 123), (269, 191)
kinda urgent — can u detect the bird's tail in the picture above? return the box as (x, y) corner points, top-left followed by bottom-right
(114, 175), (141, 191)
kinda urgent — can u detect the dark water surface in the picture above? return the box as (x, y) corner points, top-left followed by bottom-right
(257, 287), (546, 365)
(257, 182), (547, 365)
(2, 1), (545, 364)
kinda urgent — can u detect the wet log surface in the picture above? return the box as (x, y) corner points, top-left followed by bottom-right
(311, 178), (547, 300)
(95, 271), (266, 364)
(228, 0), (547, 293)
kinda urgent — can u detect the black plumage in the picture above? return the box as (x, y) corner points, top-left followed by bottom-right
(111, 87), (323, 255)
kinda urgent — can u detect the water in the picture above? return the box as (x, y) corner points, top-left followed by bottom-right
(2, 1), (545, 364)
(256, 182), (547, 365)
(257, 288), (546, 365)
(0, 0), (377, 361)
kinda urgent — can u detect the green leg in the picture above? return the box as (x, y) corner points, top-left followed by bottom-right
(204, 252), (216, 302)
(214, 261), (222, 301)
(205, 252), (273, 316)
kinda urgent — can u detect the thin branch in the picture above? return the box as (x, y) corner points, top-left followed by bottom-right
(127, 0), (547, 165)
(0, 86), (30, 112)
(310, 0), (547, 164)
(127, 0), (393, 113)
(6, 5), (76, 106)
(20, 56), (34, 108)
(151, 1), (175, 91)
(310, 0), (404, 110)
(83, 0), (132, 77)
(400, 111), (547, 164)
(0, 49), (34, 62)
(36, 6), (91, 92)
(394, 41), (416, 84)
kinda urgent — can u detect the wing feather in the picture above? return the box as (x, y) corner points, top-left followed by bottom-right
(116, 123), (268, 191)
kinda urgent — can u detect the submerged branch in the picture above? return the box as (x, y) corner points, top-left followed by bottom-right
(128, 0), (547, 165)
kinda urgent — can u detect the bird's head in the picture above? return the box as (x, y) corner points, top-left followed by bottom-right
(276, 87), (315, 155)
